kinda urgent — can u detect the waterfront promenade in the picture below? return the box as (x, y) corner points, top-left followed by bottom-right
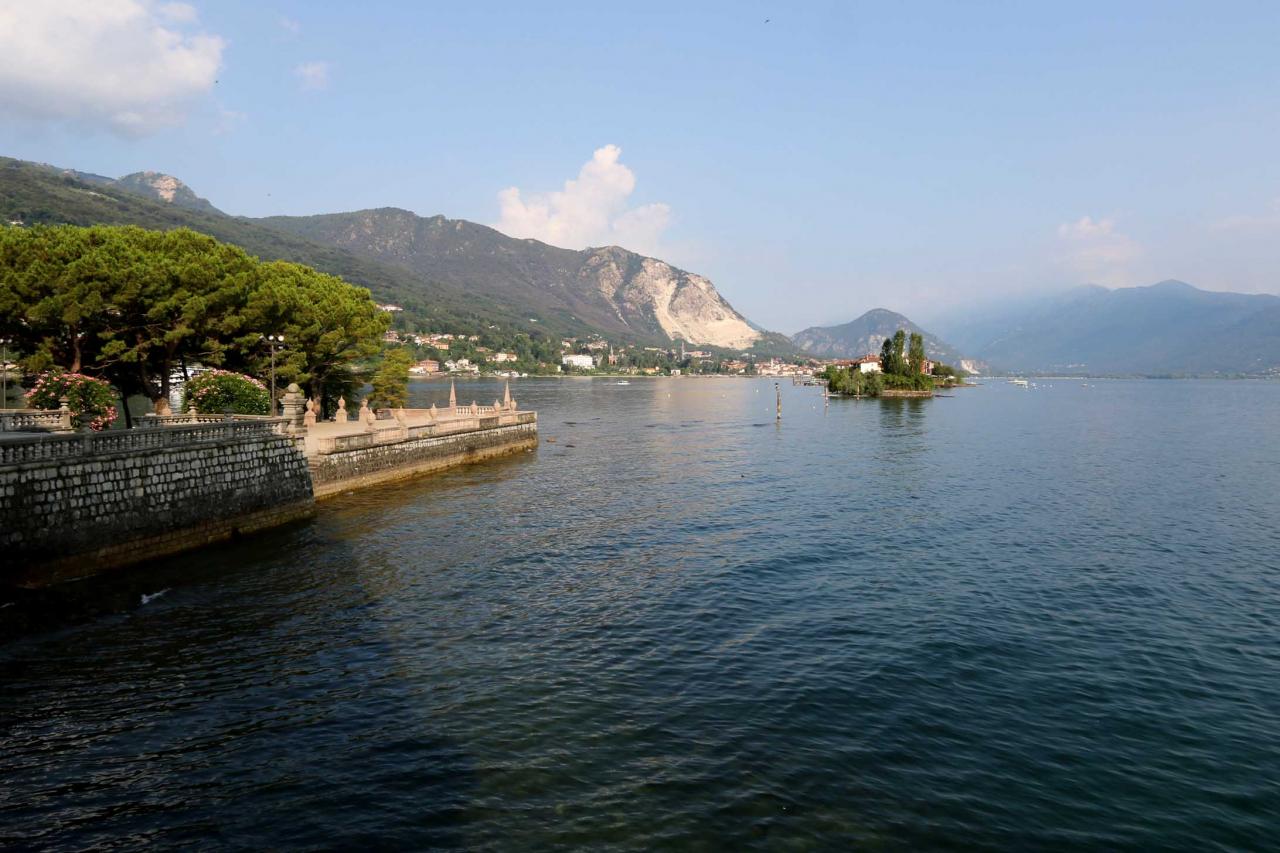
(0, 382), (537, 583)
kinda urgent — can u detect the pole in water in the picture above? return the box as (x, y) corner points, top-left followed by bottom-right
(775, 382), (781, 420)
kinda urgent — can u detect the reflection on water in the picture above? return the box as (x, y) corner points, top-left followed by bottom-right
(3, 378), (1280, 849)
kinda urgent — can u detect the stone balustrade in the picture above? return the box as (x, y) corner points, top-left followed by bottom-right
(137, 411), (280, 427)
(0, 418), (290, 466)
(0, 408), (73, 434)
(312, 409), (535, 455)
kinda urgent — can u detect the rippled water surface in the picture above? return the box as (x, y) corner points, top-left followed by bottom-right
(3, 377), (1279, 849)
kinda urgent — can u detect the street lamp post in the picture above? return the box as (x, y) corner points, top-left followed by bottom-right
(263, 334), (285, 415)
(0, 336), (11, 410)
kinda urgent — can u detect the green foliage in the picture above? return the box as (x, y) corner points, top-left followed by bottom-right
(181, 369), (269, 415)
(932, 362), (958, 378)
(0, 224), (388, 413)
(26, 369), (118, 430)
(879, 330), (909, 376)
(864, 330), (935, 392)
(908, 332), (927, 374)
(369, 348), (413, 409)
(882, 371), (934, 391)
(822, 365), (884, 397)
(225, 259), (389, 406)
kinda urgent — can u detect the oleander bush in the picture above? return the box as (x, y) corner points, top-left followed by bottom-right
(26, 370), (118, 430)
(181, 369), (270, 415)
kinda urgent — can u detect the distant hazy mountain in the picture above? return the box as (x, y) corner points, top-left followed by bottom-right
(257, 208), (773, 350)
(791, 309), (967, 365)
(1, 156), (793, 352)
(948, 280), (1280, 375)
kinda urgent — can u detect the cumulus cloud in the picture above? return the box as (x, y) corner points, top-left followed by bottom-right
(1056, 215), (1142, 284)
(495, 145), (672, 255)
(0, 0), (225, 135)
(278, 15), (301, 35)
(294, 60), (330, 90)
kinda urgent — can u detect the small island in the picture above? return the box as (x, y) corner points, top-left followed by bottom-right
(820, 330), (966, 398)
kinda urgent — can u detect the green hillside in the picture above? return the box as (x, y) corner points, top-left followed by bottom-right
(0, 157), (585, 341)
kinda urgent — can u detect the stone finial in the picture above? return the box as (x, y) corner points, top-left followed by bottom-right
(428, 403), (437, 421)
(303, 398), (317, 428)
(58, 395), (74, 432)
(280, 382), (306, 429)
(359, 398), (375, 429)
(470, 401), (478, 416)
(187, 404), (198, 419)
(336, 397), (348, 421)
(503, 381), (512, 410)
(448, 380), (457, 410)
(493, 398), (501, 410)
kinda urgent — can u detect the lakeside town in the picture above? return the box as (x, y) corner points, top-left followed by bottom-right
(381, 303), (901, 380)
(378, 304), (971, 385)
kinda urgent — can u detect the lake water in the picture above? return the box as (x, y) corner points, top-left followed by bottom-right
(3, 377), (1279, 849)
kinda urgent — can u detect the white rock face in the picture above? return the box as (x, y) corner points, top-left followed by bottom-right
(582, 250), (760, 349)
(142, 172), (180, 202)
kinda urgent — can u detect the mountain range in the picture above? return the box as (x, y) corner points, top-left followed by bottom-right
(791, 310), (968, 366)
(0, 157), (787, 353)
(259, 208), (768, 350)
(932, 281), (1280, 375)
(5, 155), (1279, 375)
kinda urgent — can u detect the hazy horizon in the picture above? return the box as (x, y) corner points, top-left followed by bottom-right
(2, 1), (1279, 332)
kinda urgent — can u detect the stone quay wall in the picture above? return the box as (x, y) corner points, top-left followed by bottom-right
(310, 419), (538, 498)
(2, 383), (539, 586)
(1, 422), (314, 586)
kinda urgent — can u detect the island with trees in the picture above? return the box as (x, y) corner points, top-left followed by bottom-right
(820, 330), (966, 398)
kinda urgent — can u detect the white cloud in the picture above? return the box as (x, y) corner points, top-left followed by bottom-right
(494, 145), (672, 255)
(294, 60), (329, 90)
(157, 2), (198, 23)
(0, 0), (225, 135)
(1056, 215), (1142, 284)
(278, 15), (300, 35)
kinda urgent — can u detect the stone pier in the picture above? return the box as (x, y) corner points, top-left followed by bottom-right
(0, 382), (538, 584)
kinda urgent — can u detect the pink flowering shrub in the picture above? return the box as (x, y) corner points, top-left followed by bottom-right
(26, 370), (119, 431)
(181, 369), (270, 415)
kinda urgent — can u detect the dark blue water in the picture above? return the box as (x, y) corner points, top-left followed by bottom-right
(3, 378), (1279, 849)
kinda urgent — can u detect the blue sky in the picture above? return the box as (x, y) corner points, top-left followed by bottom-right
(2, 1), (1279, 332)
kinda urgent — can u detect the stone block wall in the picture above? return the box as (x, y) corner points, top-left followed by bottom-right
(1, 434), (314, 585)
(310, 421), (537, 498)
